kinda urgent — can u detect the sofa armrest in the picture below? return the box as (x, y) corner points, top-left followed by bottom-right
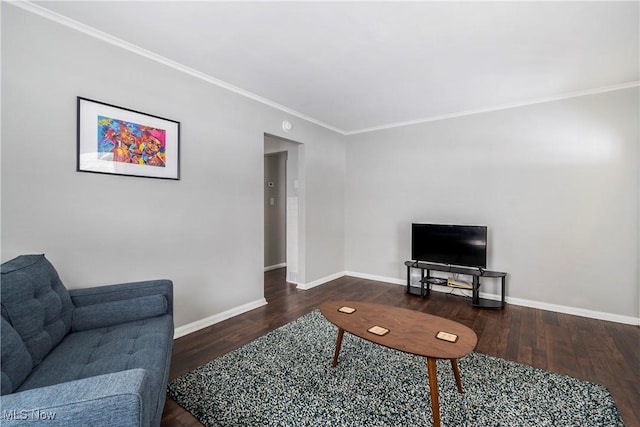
(69, 279), (173, 314)
(0, 369), (151, 426)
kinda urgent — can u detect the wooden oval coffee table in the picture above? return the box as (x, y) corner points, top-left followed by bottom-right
(320, 301), (477, 427)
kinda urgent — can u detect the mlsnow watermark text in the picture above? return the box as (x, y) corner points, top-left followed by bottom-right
(2, 409), (57, 421)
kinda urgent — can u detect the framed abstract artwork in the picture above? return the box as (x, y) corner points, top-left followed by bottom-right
(77, 97), (180, 180)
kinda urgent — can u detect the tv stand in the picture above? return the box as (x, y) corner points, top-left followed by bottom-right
(404, 261), (507, 309)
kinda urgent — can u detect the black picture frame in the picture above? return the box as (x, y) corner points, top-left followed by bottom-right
(77, 97), (180, 180)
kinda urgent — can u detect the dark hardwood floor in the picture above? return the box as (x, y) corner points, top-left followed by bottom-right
(162, 269), (640, 427)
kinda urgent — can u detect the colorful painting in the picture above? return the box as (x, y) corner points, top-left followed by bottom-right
(78, 97), (180, 179)
(97, 116), (166, 167)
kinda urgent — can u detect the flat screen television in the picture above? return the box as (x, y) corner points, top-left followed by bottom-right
(411, 223), (487, 268)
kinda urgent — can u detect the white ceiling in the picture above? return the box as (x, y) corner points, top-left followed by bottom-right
(32, 1), (640, 134)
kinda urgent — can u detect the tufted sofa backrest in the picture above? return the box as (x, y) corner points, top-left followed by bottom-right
(0, 254), (74, 367)
(0, 317), (33, 395)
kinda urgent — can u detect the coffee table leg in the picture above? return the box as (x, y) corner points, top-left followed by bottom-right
(426, 357), (440, 427)
(451, 359), (463, 393)
(332, 328), (345, 367)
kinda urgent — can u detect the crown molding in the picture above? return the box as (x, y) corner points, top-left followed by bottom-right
(9, 1), (639, 137)
(345, 81), (640, 135)
(8, 0), (346, 135)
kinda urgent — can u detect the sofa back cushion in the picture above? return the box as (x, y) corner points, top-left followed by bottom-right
(0, 254), (74, 365)
(0, 317), (33, 395)
(72, 294), (168, 332)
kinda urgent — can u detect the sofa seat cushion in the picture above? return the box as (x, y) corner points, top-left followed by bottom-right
(16, 314), (173, 417)
(0, 255), (74, 365)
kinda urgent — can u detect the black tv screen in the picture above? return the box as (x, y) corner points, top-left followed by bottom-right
(411, 223), (487, 268)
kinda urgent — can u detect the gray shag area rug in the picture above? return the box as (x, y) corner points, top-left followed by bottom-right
(168, 310), (624, 426)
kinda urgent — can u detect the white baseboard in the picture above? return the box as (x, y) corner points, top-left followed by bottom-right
(264, 263), (286, 272)
(345, 271), (405, 285)
(174, 298), (268, 339)
(345, 271), (639, 326)
(174, 271), (638, 340)
(504, 296), (639, 326)
(297, 271), (346, 290)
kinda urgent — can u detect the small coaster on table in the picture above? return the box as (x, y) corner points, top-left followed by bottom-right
(367, 325), (389, 336)
(338, 306), (356, 314)
(436, 331), (458, 343)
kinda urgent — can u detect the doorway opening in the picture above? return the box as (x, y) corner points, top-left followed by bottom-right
(264, 151), (287, 271)
(264, 134), (303, 293)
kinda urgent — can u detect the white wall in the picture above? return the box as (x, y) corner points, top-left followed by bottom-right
(1, 4), (346, 328)
(3, 3), (635, 328)
(345, 88), (639, 320)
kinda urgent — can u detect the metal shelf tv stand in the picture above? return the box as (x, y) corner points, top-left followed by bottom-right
(404, 261), (507, 309)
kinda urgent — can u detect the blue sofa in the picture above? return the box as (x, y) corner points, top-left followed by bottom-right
(0, 254), (174, 426)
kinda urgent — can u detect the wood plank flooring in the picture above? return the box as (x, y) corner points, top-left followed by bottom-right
(162, 269), (640, 427)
